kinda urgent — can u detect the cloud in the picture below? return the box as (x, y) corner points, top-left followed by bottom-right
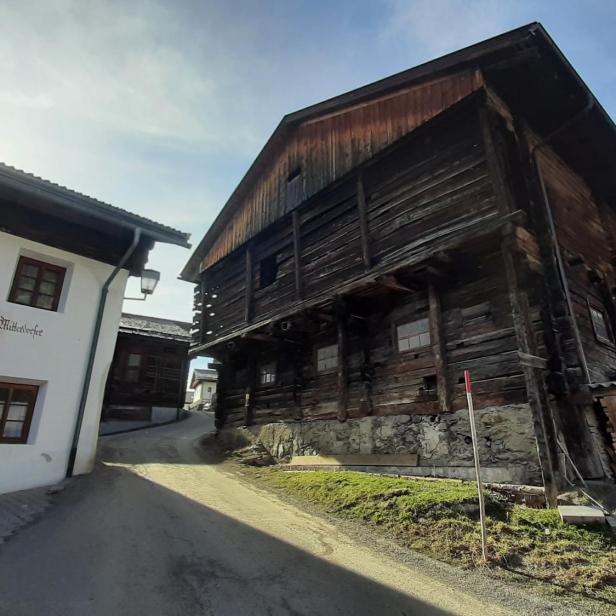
(382, 0), (517, 61)
(0, 0), (527, 326)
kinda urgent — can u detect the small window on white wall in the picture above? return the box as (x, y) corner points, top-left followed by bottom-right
(397, 318), (430, 352)
(316, 345), (338, 373)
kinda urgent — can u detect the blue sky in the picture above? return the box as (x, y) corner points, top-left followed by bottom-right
(1, 1), (615, 373)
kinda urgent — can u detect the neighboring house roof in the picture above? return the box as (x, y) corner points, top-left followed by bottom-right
(190, 368), (218, 389)
(180, 21), (616, 280)
(0, 162), (191, 248)
(119, 313), (192, 342)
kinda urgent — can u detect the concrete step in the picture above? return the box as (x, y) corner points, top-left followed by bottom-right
(558, 505), (606, 525)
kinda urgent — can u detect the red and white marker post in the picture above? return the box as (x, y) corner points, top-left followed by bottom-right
(464, 369), (488, 563)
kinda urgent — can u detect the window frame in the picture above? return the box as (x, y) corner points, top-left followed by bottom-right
(588, 300), (614, 346)
(316, 344), (338, 374)
(124, 352), (144, 383)
(0, 382), (38, 444)
(394, 317), (431, 354)
(9, 256), (66, 312)
(259, 362), (277, 386)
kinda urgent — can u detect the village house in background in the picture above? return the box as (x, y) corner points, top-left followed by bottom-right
(182, 23), (616, 501)
(189, 368), (218, 410)
(0, 164), (190, 494)
(101, 313), (191, 429)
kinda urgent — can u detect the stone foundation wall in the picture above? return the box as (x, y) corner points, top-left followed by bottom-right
(224, 404), (543, 485)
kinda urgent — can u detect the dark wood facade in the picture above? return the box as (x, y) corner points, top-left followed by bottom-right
(184, 24), (616, 492)
(103, 315), (191, 421)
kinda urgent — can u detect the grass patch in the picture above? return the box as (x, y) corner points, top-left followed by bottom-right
(250, 469), (616, 602)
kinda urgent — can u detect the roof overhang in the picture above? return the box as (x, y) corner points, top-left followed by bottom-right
(0, 163), (191, 249)
(180, 22), (616, 282)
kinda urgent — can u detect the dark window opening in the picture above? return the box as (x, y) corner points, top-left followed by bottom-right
(260, 254), (279, 289)
(422, 375), (437, 391)
(287, 167), (302, 208)
(9, 256), (66, 312)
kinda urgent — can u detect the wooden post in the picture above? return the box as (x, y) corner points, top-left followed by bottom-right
(428, 284), (450, 412)
(199, 278), (207, 344)
(502, 235), (559, 506)
(245, 246), (253, 323)
(292, 210), (303, 300)
(465, 370), (488, 564)
(357, 176), (371, 270)
(244, 356), (256, 427)
(292, 349), (303, 421)
(336, 303), (349, 422)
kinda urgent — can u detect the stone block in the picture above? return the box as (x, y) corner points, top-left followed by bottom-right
(558, 505), (606, 525)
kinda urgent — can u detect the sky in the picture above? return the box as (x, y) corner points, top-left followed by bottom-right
(1, 0), (615, 373)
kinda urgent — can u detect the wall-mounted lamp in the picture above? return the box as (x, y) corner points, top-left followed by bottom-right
(140, 269), (160, 295)
(124, 269), (161, 301)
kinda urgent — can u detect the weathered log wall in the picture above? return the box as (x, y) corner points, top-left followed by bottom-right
(196, 99), (501, 349)
(201, 71), (483, 269)
(536, 146), (616, 384)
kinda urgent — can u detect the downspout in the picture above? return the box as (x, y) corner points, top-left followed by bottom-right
(530, 94), (594, 385)
(66, 228), (142, 477)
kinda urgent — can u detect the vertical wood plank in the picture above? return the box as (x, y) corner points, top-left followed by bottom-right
(243, 355), (257, 427)
(336, 304), (349, 422)
(502, 234), (559, 506)
(292, 210), (303, 300)
(245, 246), (253, 323)
(357, 175), (371, 270)
(428, 284), (450, 412)
(479, 102), (515, 215)
(199, 277), (207, 345)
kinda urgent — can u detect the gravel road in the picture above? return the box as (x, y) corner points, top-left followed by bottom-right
(0, 413), (590, 616)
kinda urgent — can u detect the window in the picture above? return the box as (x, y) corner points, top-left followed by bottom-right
(287, 167), (302, 207)
(125, 353), (143, 383)
(259, 362), (276, 385)
(9, 257), (66, 312)
(259, 254), (279, 289)
(397, 318), (431, 352)
(589, 303), (613, 344)
(207, 386), (212, 393)
(317, 345), (338, 373)
(0, 383), (38, 444)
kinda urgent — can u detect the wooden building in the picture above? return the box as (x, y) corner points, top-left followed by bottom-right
(103, 314), (191, 424)
(181, 23), (616, 497)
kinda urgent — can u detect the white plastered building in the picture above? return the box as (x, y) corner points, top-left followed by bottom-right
(0, 163), (189, 494)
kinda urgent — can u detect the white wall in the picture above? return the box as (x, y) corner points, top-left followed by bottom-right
(194, 380), (216, 404)
(0, 231), (128, 494)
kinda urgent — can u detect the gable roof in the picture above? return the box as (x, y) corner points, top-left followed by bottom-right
(0, 162), (191, 248)
(180, 22), (616, 281)
(190, 368), (218, 389)
(119, 313), (192, 342)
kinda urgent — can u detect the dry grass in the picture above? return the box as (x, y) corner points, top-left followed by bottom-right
(250, 469), (616, 602)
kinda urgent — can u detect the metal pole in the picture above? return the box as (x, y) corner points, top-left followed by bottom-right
(66, 228), (141, 477)
(465, 369), (488, 564)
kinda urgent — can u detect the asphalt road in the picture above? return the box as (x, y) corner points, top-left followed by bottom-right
(0, 413), (575, 616)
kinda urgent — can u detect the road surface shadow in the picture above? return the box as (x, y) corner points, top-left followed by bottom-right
(0, 461), (459, 616)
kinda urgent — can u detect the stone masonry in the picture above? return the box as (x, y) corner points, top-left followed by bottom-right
(226, 404), (542, 485)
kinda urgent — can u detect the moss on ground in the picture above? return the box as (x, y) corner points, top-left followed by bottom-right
(249, 469), (616, 603)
